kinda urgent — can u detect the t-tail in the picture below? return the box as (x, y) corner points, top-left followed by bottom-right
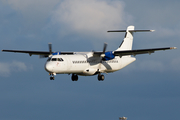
(108, 25), (155, 51)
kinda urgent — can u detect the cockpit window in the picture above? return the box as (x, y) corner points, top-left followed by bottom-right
(49, 58), (64, 62)
(52, 58), (57, 61)
(47, 58), (51, 61)
(57, 58), (64, 61)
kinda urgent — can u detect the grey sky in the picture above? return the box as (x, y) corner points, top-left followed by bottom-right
(0, 0), (179, 120)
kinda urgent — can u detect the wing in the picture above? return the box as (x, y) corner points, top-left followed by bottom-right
(2, 50), (50, 56)
(113, 47), (177, 57)
(2, 43), (74, 57)
(93, 47), (176, 57)
(2, 49), (74, 57)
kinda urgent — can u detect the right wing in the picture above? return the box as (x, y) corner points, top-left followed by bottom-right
(2, 49), (74, 57)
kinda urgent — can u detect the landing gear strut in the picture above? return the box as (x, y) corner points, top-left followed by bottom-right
(49, 73), (55, 80)
(98, 74), (104, 81)
(71, 74), (78, 81)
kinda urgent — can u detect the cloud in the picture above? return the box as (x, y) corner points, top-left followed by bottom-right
(51, 0), (132, 39)
(150, 27), (180, 40)
(1, 0), (60, 30)
(0, 61), (28, 77)
(137, 60), (165, 72)
(171, 57), (180, 70)
(2, 0), (59, 15)
(124, 56), (180, 73)
(124, 59), (166, 72)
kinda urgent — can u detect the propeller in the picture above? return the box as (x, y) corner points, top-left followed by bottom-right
(103, 42), (107, 54)
(39, 43), (53, 58)
(100, 42), (108, 59)
(48, 43), (52, 54)
(98, 43), (108, 72)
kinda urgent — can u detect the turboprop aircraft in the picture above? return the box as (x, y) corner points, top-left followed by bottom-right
(2, 26), (176, 81)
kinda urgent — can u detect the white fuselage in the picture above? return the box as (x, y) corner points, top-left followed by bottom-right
(45, 52), (136, 76)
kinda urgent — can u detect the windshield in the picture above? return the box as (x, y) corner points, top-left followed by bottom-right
(47, 58), (64, 62)
(47, 57), (51, 61)
(57, 58), (64, 61)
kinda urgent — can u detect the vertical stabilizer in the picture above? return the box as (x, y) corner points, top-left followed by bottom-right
(116, 26), (134, 51)
(107, 25), (155, 52)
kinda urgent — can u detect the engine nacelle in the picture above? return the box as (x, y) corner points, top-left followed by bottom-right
(103, 51), (115, 61)
(52, 52), (61, 55)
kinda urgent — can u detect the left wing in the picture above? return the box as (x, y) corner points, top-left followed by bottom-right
(113, 47), (177, 57)
(93, 47), (177, 57)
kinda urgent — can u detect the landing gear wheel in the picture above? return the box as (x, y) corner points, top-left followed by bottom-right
(98, 74), (104, 81)
(49, 73), (55, 80)
(50, 76), (54, 80)
(72, 74), (78, 81)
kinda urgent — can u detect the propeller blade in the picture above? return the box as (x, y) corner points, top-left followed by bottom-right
(49, 43), (52, 54)
(103, 43), (107, 53)
(97, 43), (108, 72)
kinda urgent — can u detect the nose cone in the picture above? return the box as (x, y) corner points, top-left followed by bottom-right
(45, 62), (53, 72)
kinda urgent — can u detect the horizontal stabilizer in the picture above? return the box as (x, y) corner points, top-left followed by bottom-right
(107, 30), (155, 32)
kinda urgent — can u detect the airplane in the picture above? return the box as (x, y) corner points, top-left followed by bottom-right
(119, 117), (127, 120)
(2, 26), (176, 81)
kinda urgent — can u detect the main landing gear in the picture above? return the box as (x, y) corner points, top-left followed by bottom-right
(98, 73), (105, 81)
(71, 74), (78, 81)
(48, 73), (105, 81)
(71, 74), (104, 81)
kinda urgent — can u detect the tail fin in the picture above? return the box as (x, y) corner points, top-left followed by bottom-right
(108, 25), (154, 51)
(117, 26), (135, 51)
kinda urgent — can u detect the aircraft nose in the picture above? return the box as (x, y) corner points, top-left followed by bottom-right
(45, 62), (53, 72)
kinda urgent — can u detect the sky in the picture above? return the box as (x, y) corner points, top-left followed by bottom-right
(0, 0), (180, 120)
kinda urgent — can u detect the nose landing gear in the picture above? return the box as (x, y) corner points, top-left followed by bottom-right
(49, 73), (56, 80)
(50, 76), (54, 80)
